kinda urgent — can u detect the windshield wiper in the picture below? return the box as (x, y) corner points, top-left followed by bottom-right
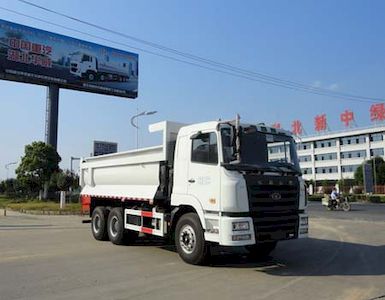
(222, 162), (283, 174)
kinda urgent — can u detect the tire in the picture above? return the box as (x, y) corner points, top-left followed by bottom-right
(107, 207), (125, 245)
(91, 206), (108, 241)
(246, 241), (277, 258)
(107, 207), (137, 245)
(99, 74), (105, 81)
(175, 213), (210, 265)
(342, 202), (351, 212)
(87, 72), (95, 81)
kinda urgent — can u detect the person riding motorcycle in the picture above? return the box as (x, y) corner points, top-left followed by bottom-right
(329, 188), (339, 208)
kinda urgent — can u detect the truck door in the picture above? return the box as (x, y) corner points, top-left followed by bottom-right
(188, 132), (220, 212)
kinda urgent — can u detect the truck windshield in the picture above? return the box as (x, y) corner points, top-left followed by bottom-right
(221, 126), (300, 174)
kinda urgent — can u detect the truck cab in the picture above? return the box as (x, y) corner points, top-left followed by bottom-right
(70, 52), (97, 80)
(171, 121), (308, 248)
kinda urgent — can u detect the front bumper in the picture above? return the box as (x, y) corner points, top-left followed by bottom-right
(216, 213), (308, 246)
(218, 216), (256, 246)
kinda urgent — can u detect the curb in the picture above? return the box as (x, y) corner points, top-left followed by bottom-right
(5, 208), (84, 216)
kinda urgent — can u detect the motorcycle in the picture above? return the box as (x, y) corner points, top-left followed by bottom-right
(322, 195), (351, 211)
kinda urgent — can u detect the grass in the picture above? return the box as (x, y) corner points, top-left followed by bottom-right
(0, 195), (81, 212)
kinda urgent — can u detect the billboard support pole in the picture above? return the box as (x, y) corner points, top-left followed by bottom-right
(43, 84), (59, 199)
(45, 84), (59, 149)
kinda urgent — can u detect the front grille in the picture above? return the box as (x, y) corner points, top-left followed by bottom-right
(244, 174), (299, 241)
(253, 213), (298, 241)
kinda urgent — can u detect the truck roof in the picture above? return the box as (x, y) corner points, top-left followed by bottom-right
(173, 120), (292, 137)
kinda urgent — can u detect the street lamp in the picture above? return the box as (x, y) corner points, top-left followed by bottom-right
(130, 110), (157, 149)
(5, 162), (17, 179)
(70, 156), (80, 175)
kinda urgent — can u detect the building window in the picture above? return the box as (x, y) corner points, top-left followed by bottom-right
(341, 165), (360, 173)
(314, 153), (337, 161)
(314, 139), (336, 149)
(370, 133), (383, 142)
(301, 168), (312, 174)
(341, 150), (366, 159)
(370, 148), (384, 157)
(315, 166), (338, 174)
(297, 142), (311, 151)
(299, 155), (311, 162)
(340, 135), (366, 145)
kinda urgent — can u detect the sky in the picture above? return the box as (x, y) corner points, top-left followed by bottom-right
(0, 0), (385, 179)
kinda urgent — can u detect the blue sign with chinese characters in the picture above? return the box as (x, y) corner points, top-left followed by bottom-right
(0, 19), (138, 98)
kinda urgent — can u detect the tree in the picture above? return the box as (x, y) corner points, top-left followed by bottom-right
(50, 170), (79, 191)
(16, 141), (61, 198)
(354, 157), (385, 185)
(0, 179), (22, 197)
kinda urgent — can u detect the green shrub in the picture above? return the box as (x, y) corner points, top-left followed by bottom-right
(308, 195), (323, 201)
(367, 195), (385, 203)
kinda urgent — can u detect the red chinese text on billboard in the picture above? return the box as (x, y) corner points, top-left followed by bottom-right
(370, 103), (385, 122)
(291, 120), (303, 135)
(314, 114), (327, 132)
(271, 122), (281, 129)
(7, 38), (52, 68)
(340, 110), (354, 127)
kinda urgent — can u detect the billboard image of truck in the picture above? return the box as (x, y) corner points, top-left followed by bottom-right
(0, 19), (138, 98)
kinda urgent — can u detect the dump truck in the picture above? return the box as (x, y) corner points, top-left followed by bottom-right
(80, 116), (308, 265)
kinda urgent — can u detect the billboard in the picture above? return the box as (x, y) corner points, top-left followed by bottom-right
(0, 19), (138, 98)
(93, 141), (118, 156)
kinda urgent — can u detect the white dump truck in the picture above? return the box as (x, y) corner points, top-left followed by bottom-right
(69, 51), (136, 82)
(80, 116), (308, 265)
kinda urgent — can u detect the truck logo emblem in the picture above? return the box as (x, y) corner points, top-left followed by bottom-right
(271, 192), (282, 200)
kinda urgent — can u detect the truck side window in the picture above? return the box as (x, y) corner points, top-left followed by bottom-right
(191, 132), (218, 164)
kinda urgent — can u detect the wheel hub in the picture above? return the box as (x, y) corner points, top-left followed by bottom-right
(179, 225), (196, 254)
(93, 214), (101, 233)
(110, 216), (119, 237)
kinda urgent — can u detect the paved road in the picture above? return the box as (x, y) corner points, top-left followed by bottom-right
(308, 201), (385, 222)
(0, 207), (384, 300)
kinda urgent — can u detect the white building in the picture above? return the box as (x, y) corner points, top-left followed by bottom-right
(295, 124), (385, 182)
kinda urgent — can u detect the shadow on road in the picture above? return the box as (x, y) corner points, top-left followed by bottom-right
(128, 237), (385, 276)
(209, 238), (385, 276)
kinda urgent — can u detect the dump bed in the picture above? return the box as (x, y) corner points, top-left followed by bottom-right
(80, 121), (185, 201)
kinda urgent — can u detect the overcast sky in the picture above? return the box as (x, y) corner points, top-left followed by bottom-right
(1, 0), (385, 179)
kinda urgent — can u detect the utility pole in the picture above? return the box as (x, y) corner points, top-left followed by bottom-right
(43, 84), (60, 199)
(45, 84), (60, 149)
(70, 157), (81, 175)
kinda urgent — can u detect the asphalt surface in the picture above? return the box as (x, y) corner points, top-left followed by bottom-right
(0, 205), (384, 300)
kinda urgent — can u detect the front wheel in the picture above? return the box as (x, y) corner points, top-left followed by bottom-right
(341, 201), (351, 212)
(246, 241), (277, 258)
(175, 213), (210, 265)
(87, 71), (96, 81)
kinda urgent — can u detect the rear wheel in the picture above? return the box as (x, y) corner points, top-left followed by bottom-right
(246, 241), (277, 258)
(91, 207), (108, 241)
(107, 207), (137, 245)
(175, 213), (210, 265)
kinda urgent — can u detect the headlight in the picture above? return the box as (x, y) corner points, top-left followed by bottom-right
(300, 216), (308, 226)
(232, 221), (250, 231)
